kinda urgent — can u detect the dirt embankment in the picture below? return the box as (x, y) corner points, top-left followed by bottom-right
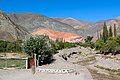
(64, 47), (120, 80)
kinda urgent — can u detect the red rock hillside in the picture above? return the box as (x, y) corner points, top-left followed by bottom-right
(32, 28), (84, 43)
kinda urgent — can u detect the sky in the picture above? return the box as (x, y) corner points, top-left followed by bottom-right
(0, 0), (120, 22)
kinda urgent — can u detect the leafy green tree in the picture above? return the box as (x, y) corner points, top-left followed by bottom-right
(15, 40), (22, 52)
(109, 25), (113, 37)
(22, 35), (54, 64)
(85, 36), (93, 43)
(0, 40), (22, 53)
(115, 35), (120, 44)
(101, 37), (119, 54)
(103, 22), (108, 42)
(95, 39), (105, 50)
(114, 24), (117, 37)
(95, 35), (120, 55)
(6, 42), (15, 52)
(0, 41), (8, 52)
(51, 40), (78, 51)
(113, 35), (120, 54)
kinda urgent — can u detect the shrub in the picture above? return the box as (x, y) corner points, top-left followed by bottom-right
(51, 41), (77, 51)
(95, 35), (120, 55)
(85, 36), (93, 43)
(22, 35), (54, 64)
(0, 40), (22, 53)
(100, 37), (119, 54)
(95, 39), (105, 50)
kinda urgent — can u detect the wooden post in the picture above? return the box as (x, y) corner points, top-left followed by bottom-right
(32, 54), (37, 74)
(5, 53), (7, 69)
(25, 58), (28, 69)
(34, 54), (37, 73)
(38, 55), (40, 66)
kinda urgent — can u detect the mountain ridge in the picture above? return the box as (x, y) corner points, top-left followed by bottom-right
(7, 12), (120, 37)
(0, 10), (29, 41)
(7, 12), (88, 37)
(1, 10), (120, 42)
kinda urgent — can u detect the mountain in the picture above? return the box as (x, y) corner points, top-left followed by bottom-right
(87, 18), (120, 35)
(5, 11), (120, 40)
(7, 13), (88, 37)
(115, 16), (120, 34)
(32, 28), (84, 43)
(54, 17), (120, 37)
(53, 17), (93, 29)
(0, 10), (29, 41)
(117, 27), (120, 34)
(91, 18), (120, 41)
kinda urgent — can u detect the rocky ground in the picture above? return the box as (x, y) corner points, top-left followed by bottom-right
(0, 47), (120, 80)
(0, 47), (93, 80)
(65, 47), (120, 80)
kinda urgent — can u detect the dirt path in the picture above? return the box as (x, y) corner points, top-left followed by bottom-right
(0, 47), (93, 80)
(37, 47), (93, 80)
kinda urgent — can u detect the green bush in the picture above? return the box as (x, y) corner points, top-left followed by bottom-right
(0, 40), (22, 53)
(85, 36), (93, 43)
(95, 39), (105, 50)
(101, 37), (119, 54)
(78, 36), (94, 49)
(51, 41), (77, 51)
(95, 35), (120, 54)
(22, 35), (54, 64)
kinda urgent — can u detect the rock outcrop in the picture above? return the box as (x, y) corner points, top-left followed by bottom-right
(32, 28), (84, 43)
(0, 10), (29, 41)
(7, 13), (87, 37)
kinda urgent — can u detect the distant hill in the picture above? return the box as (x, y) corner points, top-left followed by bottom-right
(0, 10), (120, 42)
(53, 17), (93, 29)
(7, 13), (88, 37)
(86, 18), (120, 36)
(0, 10), (29, 41)
(32, 28), (84, 43)
(53, 17), (120, 36)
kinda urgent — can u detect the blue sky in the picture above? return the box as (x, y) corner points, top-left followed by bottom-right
(0, 0), (120, 22)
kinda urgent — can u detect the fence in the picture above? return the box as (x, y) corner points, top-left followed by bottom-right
(0, 57), (28, 69)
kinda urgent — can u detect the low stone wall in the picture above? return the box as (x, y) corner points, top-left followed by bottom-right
(37, 68), (75, 74)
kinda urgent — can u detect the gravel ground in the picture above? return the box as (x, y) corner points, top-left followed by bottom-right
(94, 58), (120, 69)
(0, 69), (93, 80)
(0, 47), (93, 80)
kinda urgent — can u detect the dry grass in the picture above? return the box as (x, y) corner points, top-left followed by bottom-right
(88, 67), (120, 80)
(0, 58), (26, 69)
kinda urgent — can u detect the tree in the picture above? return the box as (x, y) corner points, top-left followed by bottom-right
(115, 35), (120, 44)
(100, 32), (102, 39)
(95, 39), (105, 50)
(109, 25), (113, 37)
(103, 22), (108, 42)
(0, 40), (7, 52)
(15, 40), (22, 52)
(114, 24), (117, 37)
(22, 35), (54, 64)
(101, 37), (119, 54)
(85, 36), (93, 43)
(95, 35), (120, 55)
